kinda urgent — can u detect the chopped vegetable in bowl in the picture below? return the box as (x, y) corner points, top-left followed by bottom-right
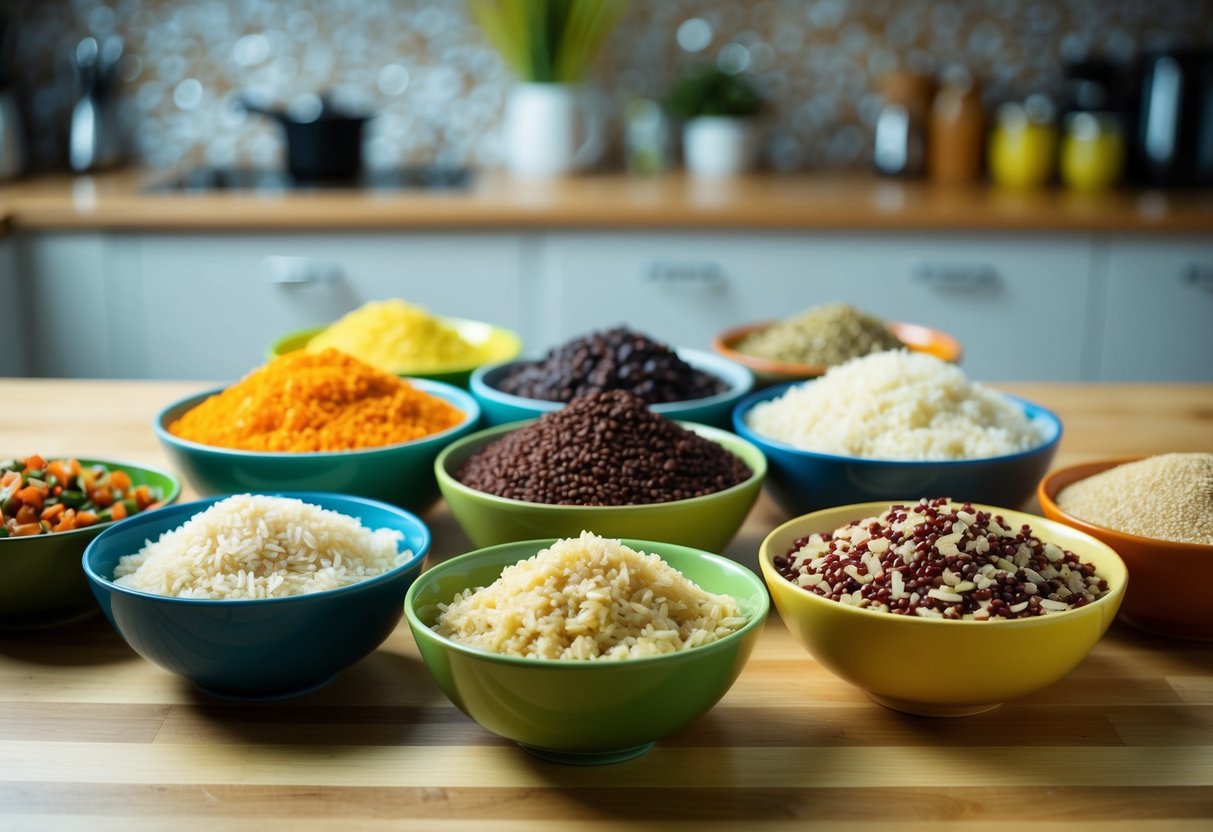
(0, 455), (166, 537)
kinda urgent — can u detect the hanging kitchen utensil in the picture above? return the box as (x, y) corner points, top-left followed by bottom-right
(69, 36), (123, 172)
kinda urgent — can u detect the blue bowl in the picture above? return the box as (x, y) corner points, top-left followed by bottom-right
(153, 378), (480, 513)
(732, 382), (1062, 516)
(469, 348), (754, 428)
(83, 493), (430, 699)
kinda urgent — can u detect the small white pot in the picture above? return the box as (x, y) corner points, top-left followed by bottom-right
(682, 117), (757, 177)
(505, 83), (606, 178)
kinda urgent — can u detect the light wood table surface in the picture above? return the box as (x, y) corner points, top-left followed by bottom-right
(1, 379), (1211, 831)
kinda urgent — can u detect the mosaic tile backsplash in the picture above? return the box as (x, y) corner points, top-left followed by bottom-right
(11, 0), (1213, 172)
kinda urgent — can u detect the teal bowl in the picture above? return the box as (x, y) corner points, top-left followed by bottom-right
(267, 317), (523, 388)
(434, 421), (766, 550)
(469, 348), (754, 428)
(406, 538), (769, 764)
(153, 379), (480, 513)
(733, 383), (1062, 516)
(0, 459), (181, 629)
(83, 492), (430, 699)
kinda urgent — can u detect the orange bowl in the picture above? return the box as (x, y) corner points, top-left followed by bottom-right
(1038, 458), (1213, 641)
(712, 320), (963, 385)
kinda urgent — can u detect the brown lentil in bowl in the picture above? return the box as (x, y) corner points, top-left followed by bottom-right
(772, 498), (1110, 620)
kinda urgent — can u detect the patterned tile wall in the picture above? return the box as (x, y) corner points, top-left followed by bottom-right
(10, 0), (1213, 171)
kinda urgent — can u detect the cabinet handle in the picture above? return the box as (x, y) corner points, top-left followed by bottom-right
(1181, 263), (1213, 293)
(644, 261), (727, 288)
(260, 256), (346, 286)
(910, 263), (1003, 295)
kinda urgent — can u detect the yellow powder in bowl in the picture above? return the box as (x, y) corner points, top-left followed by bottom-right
(307, 299), (484, 373)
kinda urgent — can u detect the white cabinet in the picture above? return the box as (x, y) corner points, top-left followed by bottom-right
(0, 236), (22, 376)
(14, 234), (111, 377)
(1096, 238), (1213, 381)
(132, 234), (525, 380)
(540, 233), (1095, 381)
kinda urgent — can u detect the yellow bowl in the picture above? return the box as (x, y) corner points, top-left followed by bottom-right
(267, 316), (522, 388)
(758, 501), (1127, 717)
(713, 320), (962, 386)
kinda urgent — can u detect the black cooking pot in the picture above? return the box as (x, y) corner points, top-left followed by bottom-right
(243, 95), (372, 181)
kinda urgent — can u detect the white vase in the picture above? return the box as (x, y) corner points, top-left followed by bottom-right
(682, 117), (757, 177)
(505, 83), (606, 178)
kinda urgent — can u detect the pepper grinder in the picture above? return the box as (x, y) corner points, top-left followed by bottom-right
(874, 71), (933, 178)
(69, 36), (124, 172)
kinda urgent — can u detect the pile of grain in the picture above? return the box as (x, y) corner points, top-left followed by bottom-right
(745, 350), (1043, 460)
(1056, 453), (1213, 545)
(735, 303), (903, 366)
(307, 299), (482, 372)
(113, 495), (409, 599)
(434, 532), (747, 659)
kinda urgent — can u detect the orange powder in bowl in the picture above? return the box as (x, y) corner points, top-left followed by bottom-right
(169, 349), (466, 452)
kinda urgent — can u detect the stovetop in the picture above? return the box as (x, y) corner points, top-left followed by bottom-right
(146, 166), (474, 192)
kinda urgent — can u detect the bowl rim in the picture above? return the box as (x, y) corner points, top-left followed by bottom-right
(468, 347), (755, 414)
(758, 499), (1128, 629)
(732, 382), (1062, 467)
(405, 536), (770, 668)
(434, 419), (767, 512)
(1038, 457), (1213, 553)
(0, 457), (183, 545)
(82, 491), (431, 606)
(153, 377), (482, 459)
(712, 319), (963, 378)
(266, 315), (524, 376)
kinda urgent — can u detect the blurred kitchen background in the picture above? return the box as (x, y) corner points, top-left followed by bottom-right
(10, 0), (1213, 172)
(1, 0), (1211, 385)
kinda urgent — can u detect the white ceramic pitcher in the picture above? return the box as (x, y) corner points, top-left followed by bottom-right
(505, 83), (606, 177)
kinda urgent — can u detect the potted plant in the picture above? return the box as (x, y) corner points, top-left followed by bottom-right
(666, 66), (764, 177)
(470, 0), (629, 177)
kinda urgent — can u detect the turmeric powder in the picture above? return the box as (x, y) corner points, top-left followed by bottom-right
(306, 299), (484, 373)
(169, 349), (466, 452)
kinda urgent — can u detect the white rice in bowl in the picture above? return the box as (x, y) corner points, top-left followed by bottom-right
(433, 531), (748, 660)
(113, 495), (409, 599)
(745, 350), (1043, 460)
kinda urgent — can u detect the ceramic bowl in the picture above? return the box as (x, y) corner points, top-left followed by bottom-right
(759, 501), (1126, 716)
(733, 383), (1061, 516)
(1038, 458), (1213, 641)
(0, 459), (181, 629)
(434, 421), (766, 550)
(713, 319), (963, 385)
(153, 378), (480, 513)
(268, 316), (522, 388)
(406, 537), (769, 764)
(468, 348), (754, 428)
(83, 492), (430, 699)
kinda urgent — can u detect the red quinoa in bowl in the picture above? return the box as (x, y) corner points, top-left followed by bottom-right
(772, 498), (1109, 621)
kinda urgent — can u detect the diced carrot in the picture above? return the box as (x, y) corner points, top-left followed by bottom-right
(76, 511), (98, 527)
(134, 485), (152, 509)
(17, 486), (44, 509)
(15, 505), (37, 524)
(109, 502), (127, 521)
(12, 522), (41, 536)
(46, 460), (73, 488)
(110, 470), (132, 491)
(23, 454), (46, 473)
(55, 514), (77, 532)
(40, 503), (65, 521)
(1, 471), (20, 490)
(89, 489), (114, 508)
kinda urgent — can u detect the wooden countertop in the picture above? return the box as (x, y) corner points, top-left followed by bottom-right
(2, 171), (1213, 233)
(2, 379), (1212, 830)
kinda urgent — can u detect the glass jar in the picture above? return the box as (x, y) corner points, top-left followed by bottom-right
(1060, 111), (1126, 191)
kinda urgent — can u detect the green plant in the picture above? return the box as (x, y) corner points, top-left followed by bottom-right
(666, 66), (764, 120)
(469, 0), (630, 83)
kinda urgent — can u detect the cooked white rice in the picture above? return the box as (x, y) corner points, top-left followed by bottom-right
(113, 494), (408, 599)
(433, 531), (747, 660)
(745, 350), (1043, 460)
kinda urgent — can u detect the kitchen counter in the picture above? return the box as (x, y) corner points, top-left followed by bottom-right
(2, 171), (1213, 232)
(2, 378), (1212, 830)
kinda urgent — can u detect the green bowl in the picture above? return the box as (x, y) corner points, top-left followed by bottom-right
(434, 421), (767, 551)
(0, 459), (181, 629)
(405, 537), (769, 764)
(268, 316), (523, 388)
(154, 379), (480, 514)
